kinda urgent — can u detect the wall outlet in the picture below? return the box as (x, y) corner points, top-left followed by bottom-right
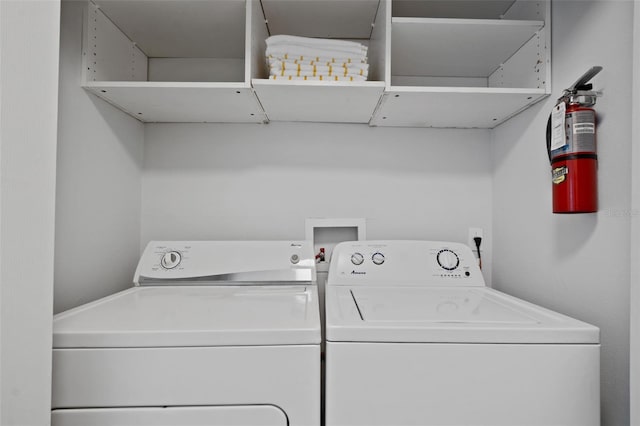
(468, 227), (483, 252)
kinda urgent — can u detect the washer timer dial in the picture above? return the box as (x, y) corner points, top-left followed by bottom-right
(372, 252), (385, 265)
(437, 249), (459, 271)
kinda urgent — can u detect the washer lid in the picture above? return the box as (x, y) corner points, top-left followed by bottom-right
(325, 287), (599, 344)
(53, 286), (320, 348)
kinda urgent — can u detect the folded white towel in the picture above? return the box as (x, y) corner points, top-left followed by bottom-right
(270, 74), (367, 82)
(268, 58), (369, 72)
(266, 35), (367, 55)
(266, 45), (367, 62)
(264, 35), (369, 83)
(269, 62), (369, 76)
(270, 67), (367, 79)
(267, 54), (368, 68)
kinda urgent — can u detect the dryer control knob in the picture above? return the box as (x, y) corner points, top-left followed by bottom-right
(351, 252), (365, 265)
(372, 252), (385, 265)
(437, 249), (459, 271)
(161, 251), (182, 269)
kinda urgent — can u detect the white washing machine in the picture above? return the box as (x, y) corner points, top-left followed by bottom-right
(325, 240), (600, 426)
(52, 241), (321, 426)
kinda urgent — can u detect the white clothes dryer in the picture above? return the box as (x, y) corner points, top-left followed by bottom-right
(52, 241), (321, 426)
(325, 240), (600, 426)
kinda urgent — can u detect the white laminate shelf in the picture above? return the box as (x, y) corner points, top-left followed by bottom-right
(84, 82), (267, 123)
(92, 0), (247, 59)
(391, 17), (545, 78)
(376, 14), (549, 129)
(260, 0), (380, 39)
(252, 79), (386, 124)
(370, 86), (547, 128)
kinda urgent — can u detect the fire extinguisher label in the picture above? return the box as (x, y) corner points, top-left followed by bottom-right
(573, 122), (595, 134)
(566, 111), (596, 153)
(552, 166), (568, 184)
(550, 103), (567, 150)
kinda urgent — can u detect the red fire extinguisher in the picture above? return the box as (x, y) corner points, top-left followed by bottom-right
(546, 66), (602, 213)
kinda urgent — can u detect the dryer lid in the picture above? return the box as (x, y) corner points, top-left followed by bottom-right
(53, 286), (321, 348)
(325, 286), (599, 344)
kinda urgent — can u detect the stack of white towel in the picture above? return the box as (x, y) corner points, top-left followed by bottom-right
(266, 35), (368, 82)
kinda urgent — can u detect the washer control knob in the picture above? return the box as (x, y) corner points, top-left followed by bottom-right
(437, 249), (459, 271)
(351, 252), (365, 265)
(372, 252), (385, 265)
(161, 251), (182, 269)
(290, 254), (300, 264)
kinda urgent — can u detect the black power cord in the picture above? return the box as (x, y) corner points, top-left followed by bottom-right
(473, 236), (482, 270)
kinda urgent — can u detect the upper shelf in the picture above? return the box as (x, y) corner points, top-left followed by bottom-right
(250, 0), (388, 123)
(79, 0), (550, 128)
(391, 18), (544, 78)
(85, 82), (266, 123)
(83, 0), (266, 123)
(252, 79), (385, 123)
(260, 0), (380, 39)
(392, 0), (516, 19)
(92, 0), (246, 58)
(376, 0), (551, 128)
(369, 87), (546, 128)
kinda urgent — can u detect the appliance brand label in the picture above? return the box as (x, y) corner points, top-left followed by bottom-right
(351, 270), (366, 275)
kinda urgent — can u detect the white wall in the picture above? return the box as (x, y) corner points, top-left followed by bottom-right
(54, 0), (144, 314)
(492, 1), (632, 425)
(142, 123), (493, 283)
(630, 1), (639, 423)
(0, 0), (60, 424)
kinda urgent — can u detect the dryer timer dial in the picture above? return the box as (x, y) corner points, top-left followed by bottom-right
(161, 251), (182, 269)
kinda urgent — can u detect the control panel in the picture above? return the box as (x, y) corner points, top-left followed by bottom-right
(327, 240), (485, 287)
(133, 241), (316, 286)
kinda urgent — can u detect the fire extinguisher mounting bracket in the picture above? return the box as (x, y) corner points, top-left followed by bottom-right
(559, 66), (603, 104)
(565, 66), (602, 93)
